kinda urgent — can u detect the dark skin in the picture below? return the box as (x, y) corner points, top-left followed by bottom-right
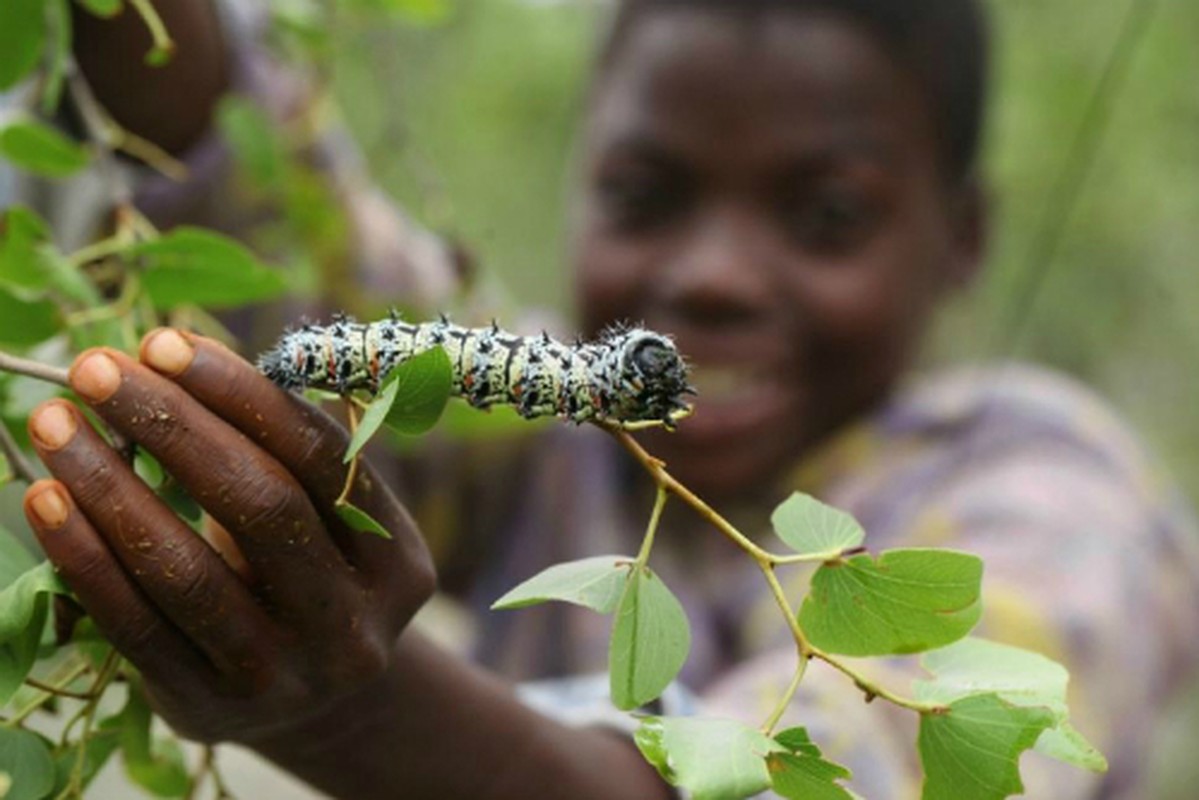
(23, 6), (982, 798)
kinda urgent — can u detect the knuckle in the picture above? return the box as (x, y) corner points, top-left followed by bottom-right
(220, 467), (306, 535)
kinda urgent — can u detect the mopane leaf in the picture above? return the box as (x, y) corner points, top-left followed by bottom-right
(635, 717), (783, 800)
(335, 501), (392, 539)
(773, 727), (822, 758)
(0, 727), (55, 800)
(768, 753), (857, 800)
(382, 345), (452, 436)
(609, 565), (690, 710)
(130, 228), (287, 310)
(492, 556), (634, 613)
(0, 0), (46, 90)
(0, 561), (70, 704)
(771, 492), (865, 559)
(0, 206), (53, 292)
(915, 638), (1107, 773)
(113, 679), (192, 797)
(0, 119), (91, 177)
(344, 377), (401, 463)
(918, 694), (1055, 800)
(0, 286), (59, 346)
(218, 96), (287, 187)
(0, 524), (37, 588)
(1033, 722), (1108, 774)
(798, 549), (982, 656)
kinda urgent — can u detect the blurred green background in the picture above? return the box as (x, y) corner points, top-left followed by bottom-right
(329, 0), (1199, 507)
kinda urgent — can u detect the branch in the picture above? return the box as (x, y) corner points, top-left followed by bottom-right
(0, 350), (70, 387)
(0, 424), (38, 484)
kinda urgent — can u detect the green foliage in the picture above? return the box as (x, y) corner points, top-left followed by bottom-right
(609, 564), (690, 711)
(0, 118), (91, 178)
(918, 694), (1055, 800)
(771, 491), (864, 559)
(492, 555), (632, 613)
(0, 0), (46, 90)
(109, 679), (192, 797)
(334, 501), (393, 539)
(0, 288), (60, 346)
(768, 751), (857, 800)
(129, 228), (289, 310)
(915, 638), (1107, 773)
(635, 717), (784, 800)
(0, 559), (70, 705)
(377, 345), (453, 436)
(798, 550), (983, 656)
(76, 0), (124, 18)
(0, 727), (55, 800)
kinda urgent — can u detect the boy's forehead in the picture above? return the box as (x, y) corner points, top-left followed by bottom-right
(591, 7), (933, 165)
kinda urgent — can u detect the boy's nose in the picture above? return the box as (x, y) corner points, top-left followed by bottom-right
(657, 207), (776, 325)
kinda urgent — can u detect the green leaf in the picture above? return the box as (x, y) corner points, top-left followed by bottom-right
(217, 96), (287, 188)
(768, 753), (857, 800)
(0, 525), (38, 589)
(0, 727), (55, 800)
(382, 345), (452, 436)
(0, 0), (46, 90)
(344, 378), (401, 464)
(1033, 722), (1108, 774)
(492, 556), (634, 613)
(0, 561), (70, 704)
(798, 549), (982, 656)
(774, 727), (822, 758)
(914, 637), (1068, 714)
(41, 0), (73, 114)
(0, 119), (91, 177)
(0, 286), (59, 346)
(348, 0), (452, 25)
(771, 492), (865, 559)
(918, 694), (1055, 800)
(635, 717), (783, 800)
(915, 637), (1107, 774)
(1, 204), (53, 292)
(334, 501), (392, 539)
(76, 0), (124, 17)
(112, 679), (192, 797)
(130, 228), (287, 310)
(609, 565), (690, 710)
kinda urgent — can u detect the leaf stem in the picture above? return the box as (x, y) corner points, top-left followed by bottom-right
(0, 350), (71, 387)
(608, 425), (947, 717)
(635, 486), (668, 566)
(21, 676), (93, 700)
(60, 649), (122, 798)
(335, 402), (361, 507)
(0, 422), (38, 484)
(761, 654), (809, 735)
(807, 648), (944, 714)
(127, 0), (177, 64)
(5, 658), (92, 727)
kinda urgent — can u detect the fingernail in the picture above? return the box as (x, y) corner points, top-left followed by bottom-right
(71, 352), (122, 402)
(27, 483), (69, 530)
(30, 402), (77, 450)
(142, 328), (194, 376)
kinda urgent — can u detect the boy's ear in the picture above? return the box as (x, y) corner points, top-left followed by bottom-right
(946, 177), (988, 289)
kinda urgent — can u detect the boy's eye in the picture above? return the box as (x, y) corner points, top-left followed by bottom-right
(594, 166), (686, 231)
(782, 189), (879, 253)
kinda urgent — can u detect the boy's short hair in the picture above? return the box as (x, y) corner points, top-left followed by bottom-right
(604, 0), (990, 185)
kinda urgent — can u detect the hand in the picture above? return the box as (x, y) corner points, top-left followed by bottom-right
(21, 329), (435, 746)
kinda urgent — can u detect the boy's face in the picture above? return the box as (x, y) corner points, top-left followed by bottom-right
(574, 8), (981, 499)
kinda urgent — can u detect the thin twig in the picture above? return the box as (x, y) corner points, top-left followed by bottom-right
(0, 423), (38, 483)
(0, 350), (70, 387)
(22, 676), (94, 701)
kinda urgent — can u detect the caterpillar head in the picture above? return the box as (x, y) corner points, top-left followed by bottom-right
(613, 329), (693, 425)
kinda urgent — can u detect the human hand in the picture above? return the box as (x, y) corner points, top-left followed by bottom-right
(21, 329), (435, 745)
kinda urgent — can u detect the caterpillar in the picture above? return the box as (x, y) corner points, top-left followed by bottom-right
(257, 313), (694, 426)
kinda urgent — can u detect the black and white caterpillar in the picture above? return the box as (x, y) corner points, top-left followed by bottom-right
(257, 313), (693, 426)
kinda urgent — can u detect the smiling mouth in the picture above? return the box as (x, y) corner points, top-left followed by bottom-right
(687, 364), (779, 405)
